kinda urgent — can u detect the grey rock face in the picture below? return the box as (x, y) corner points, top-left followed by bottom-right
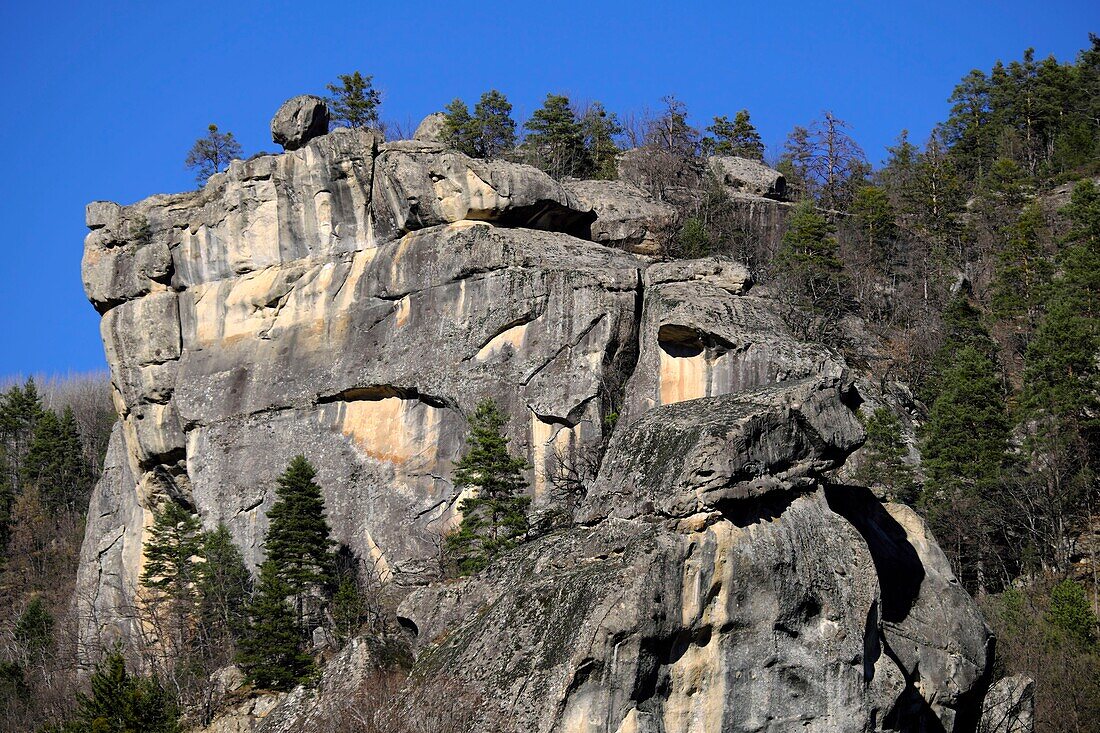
(980, 675), (1035, 733)
(270, 95), (329, 151)
(413, 111), (447, 142)
(78, 127), (996, 731)
(708, 155), (787, 199)
(561, 179), (676, 255)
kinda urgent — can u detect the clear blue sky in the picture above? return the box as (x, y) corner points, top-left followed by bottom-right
(1, 0), (1096, 377)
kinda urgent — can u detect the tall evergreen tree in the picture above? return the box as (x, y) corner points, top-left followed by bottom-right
(580, 102), (622, 180)
(920, 345), (1010, 591)
(441, 98), (476, 156)
(73, 650), (179, 733)
(854, 408), (918, 504)
(523, 93), (590, 179)
(471, 90), (516, 159)
(850, 185), (899, 275)
(20, 407), (89, 512)
(264, 456), (336, 629)
(445, 400), (531, 576)
(196, 523), (252, 649)
(325, 71), (382, 129)
(990, 202), (1053, 336)
(236, 560), (313, 691)
(703, 110), (765, 159)
(774, 201), (850, 342)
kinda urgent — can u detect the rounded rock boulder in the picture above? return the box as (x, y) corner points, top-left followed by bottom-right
(271, 95), (330, 151)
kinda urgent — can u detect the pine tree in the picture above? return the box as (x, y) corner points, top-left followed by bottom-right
(850, 185), (898, 274)
(21, 407), (89, 512)
(774, 201), (850, 341)
(236, 560), (313, 691)
(920, 345), (1009, 590)
(197, 523), (251, 649)
(470, 90), (516, 159)
(523, 94), (590, 179)
(142, 502), (204, 606)
(325, 71), (382, 129)
(0, 378), (45, 492)
(264, 456), (336, 629)
(855, 408), (918, 504)
(14, 597), (53, 653)
(990, 202), (1052, 334)
(580, 102), (622, 180)
(184, 124), (242, 186)
(74, 650), (179, 733)
(703, 110), (764, 159)
(647, 95), (700, 159)
(442, 98), (476, 156)
(1045, 579), (1098, 647)
(445, 400), (531, 576)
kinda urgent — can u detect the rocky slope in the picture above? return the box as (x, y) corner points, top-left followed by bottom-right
(78, 100), (1001, 731)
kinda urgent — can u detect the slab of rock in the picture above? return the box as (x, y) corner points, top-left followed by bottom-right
(270, 95), (329, 151)
(708, 155), (787, 199)
(980, 675), (1035, 733)
(413, 111), (447, 142)
(623, 258), (846, 423)
(561, 179), (676, 255)
(583, 377), (864, 521)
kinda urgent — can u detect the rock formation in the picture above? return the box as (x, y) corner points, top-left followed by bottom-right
(270, 95), (330, 151)
(78, 100), (999, 731)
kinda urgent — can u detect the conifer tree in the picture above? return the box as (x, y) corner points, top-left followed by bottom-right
(264, 456), (336, 629)
(236, 560), (313, 691)
(1045, 579), (1098, 647)
(580, 102), (622, 180)
(197, 523), (252, 649)
(991, 203), (1052, 335)
(445, 400), (531, 575)
(850, 185), (898, 274)
(21, 407), (89, 512)
(703, 110), (765, 159)
(325, 71), (382, 129)
(855, 408), (918, 504)
(523, 93), (589, 179)
(184, 125), (242, 186)
(920, 345), (1009, 590)
(74, 650), (179, 733)
(442, 98), (476, 156)
(470, 90), (516, 159)
(774, 201), (850, 342)
(14, 597), (53, 654)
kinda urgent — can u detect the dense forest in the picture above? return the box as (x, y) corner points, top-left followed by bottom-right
(3, 35), (1100, 732)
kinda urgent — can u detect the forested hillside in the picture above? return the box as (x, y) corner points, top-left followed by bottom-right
(1, 35), (1098, 733)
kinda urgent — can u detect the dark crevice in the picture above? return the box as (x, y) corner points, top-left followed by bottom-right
(317, 385), (450, 409)
(824, 485), (923, 623)
(714, 487), (800, 528)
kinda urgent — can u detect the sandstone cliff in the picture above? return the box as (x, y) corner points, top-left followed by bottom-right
(78, 108), (995, 731)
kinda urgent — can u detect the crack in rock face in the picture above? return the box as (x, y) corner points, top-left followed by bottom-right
(78, 114), (994, 732)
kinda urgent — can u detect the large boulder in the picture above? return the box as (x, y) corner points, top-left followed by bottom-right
(562, 179), (676, 255)
(708, 155), (787, 199)
(980, 675), (1035, 733)
(270, 95), (330, 151)
(413, 111), (447, 142)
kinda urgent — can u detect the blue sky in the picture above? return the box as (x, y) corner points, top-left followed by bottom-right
(0, 0), (1096, 377)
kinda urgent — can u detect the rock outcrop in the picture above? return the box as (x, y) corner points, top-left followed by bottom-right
(77, 100), (998, 731)
(270, 95), (329, 151)
(708, 155), (787, 199)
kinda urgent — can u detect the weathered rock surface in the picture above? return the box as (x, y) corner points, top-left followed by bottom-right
(708, 155), (787, 199)
(413, 111), (447, 142)
(78, 121), (999, 731)
(562, 179), (676, 255)
(979, 675), (1035, 733)
(270, 95), (330, 151)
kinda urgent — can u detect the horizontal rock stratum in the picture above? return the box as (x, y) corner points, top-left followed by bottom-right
(78, 114), (995, 731)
